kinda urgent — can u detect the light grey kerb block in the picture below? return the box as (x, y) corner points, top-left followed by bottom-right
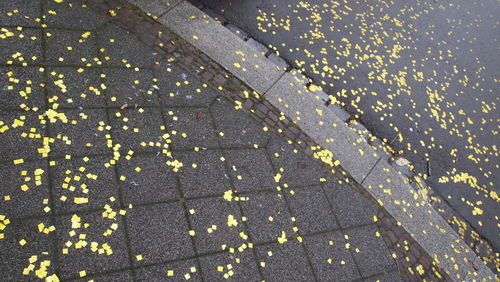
(159, 1), (284, 94)
(362, 161), (495, 281)
(264, 71), (379, 183)
(127, 0), (182, 17)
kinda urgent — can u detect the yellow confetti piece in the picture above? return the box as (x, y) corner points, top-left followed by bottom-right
(277, 231), (287, 244)
(13, 159), (24, 165)
(274, 173), (282, 183)
(74, 197), (88, 204)
(227, 215), (238, 227)
(223, 190), (233, 202)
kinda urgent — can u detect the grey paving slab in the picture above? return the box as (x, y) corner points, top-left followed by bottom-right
(108, 107), (165, 153)
(48, 108), (110, 157)
(186, 197), (245, 254)
(1, 27), (42, 65)
(98, 23), (161, 68)
(211, 97), (271, 148)
(54, 211), (130, 279)
(46, 67), (106, 108)
(0, 161), (50, 218)
(154, 63), (218, 107)
(117, 154), (179, 206)
(345, 224), (397, 278)
(239, 191), (294, 244)
(127, 0), (182, 17)
(323, 179), (377, 229)
(199, 250), (261, 281)
(126, 203), (195, 266)
(0, 217), (55, 281)
(285, 185), (339, 235)
(255, 241), (315, 282)
(166, 107), (219, 150)
(303, 231), (361, 281)
(103, 68), (158, 107)
(71, 270), (134, 282)
(49, 156), (120, 213)
(175, 149), (233, 198)
(0, 0), (41, 27)
(267, 135), (325, 187)
(159, 1), (284, 94)
(0, 111), (45, 162)
(224, 148), (276, 192)
(0, 66), (46, 111)
(264, 71), (379, 183)
(136, 258), (201, 281)
(44, 28), (98, 65)
(42, 0), (107, 30)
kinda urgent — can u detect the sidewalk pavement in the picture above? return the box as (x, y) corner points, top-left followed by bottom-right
(0, 0), (401, 281)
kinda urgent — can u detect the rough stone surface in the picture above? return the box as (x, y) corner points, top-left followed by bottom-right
(126, 203), (195, 266)
(255, 240), (315, 281)
(345, 224), (398, 278)
(303, 231), (362, 281)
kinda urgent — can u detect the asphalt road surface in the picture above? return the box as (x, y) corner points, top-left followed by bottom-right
(196, 0), (500, 251)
